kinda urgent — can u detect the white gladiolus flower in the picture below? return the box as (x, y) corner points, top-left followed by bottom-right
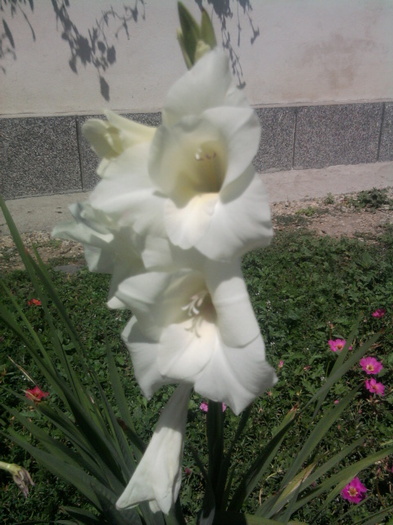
(146, 48), (273, 261)
(116, 384), (191, 514)
(117, 261), (277, 415)
(149, 109), (272, 260)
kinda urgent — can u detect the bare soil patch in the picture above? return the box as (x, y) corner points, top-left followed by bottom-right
(1, 190), (392, 273)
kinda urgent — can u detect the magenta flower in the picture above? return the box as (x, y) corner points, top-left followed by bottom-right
(359, 357), (383, 375)
(372, 308), (386, 318)
(365, 378), (385, 396)
(25, 386), (49, 402)
(341, 477), (368, 503)
(328, 339), (347, 352)
(278, 360), (284, 369)
(199, 401), (227, 412)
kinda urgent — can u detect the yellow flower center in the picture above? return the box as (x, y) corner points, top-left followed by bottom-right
(190, 140), (226, 193)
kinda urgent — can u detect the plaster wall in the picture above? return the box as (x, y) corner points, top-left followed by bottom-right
(1, 0), (393, 118)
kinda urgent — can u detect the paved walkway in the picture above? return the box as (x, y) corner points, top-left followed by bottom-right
(1, 161), (393, 235)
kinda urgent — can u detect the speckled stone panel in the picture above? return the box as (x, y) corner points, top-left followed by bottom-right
(0, 117), (81, 199)
(294, 103), (383, 169)
(379, 103), (393, 162)
(78, 112), (162, 191)
(254, 107), (296, 172)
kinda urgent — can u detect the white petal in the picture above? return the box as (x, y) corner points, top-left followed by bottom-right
(205, 260), (261, 347)
(164, 193), (217, 250)
(204, 106), (260, 187)
(163, 48), (249, 127)
(116, 271), (204, 340)
(193, 333), (277, 415)
(82, 119), (121, 159)
(116, 384), (191, 514)
(158, 320), (217, 379)
(122, 318), (168, 398)
(195, 168), (273, 261)
(104, 109), (156, 147)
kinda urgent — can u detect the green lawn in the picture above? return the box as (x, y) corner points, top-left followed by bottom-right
(1, 222), (392, 524)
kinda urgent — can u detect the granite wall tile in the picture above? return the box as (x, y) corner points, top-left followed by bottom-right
(254, 107), (296, 172)
(294, 103), (383, 169)
(379, 103), (393, 162)
(78, 112), (162, 191)
(0, 116), (81, 200)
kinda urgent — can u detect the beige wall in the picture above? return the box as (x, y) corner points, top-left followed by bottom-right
(1, 0), (393, 117)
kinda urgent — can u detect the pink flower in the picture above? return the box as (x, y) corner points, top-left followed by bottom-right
(27, 298), (42, 306)
(341, 477), (368, 503)
(278, 360), (284, 369)
(184, 467), (192, 476)
(372, 308), (386, 318)
(328, 339), (347, 352)
(199, 401), (227, 412)
(334, 399), (340, 405)
(359, 357), (383, 375)
(25, 386), (49, 402)
(365, 378), (385, 396)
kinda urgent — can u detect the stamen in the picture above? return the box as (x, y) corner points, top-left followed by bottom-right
(181, 291), (209, 317)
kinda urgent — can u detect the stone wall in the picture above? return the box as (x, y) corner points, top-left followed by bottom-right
(1, 102), (392, 200)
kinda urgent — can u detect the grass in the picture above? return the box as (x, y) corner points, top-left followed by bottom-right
(1, 225), (392, 523)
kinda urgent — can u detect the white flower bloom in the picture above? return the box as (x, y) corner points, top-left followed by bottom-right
(117, 261), (277, 415)
(116, 384), (191, 514)
(52, 202), (144, 308)
(82, 109), (156, 177)
(145, 48), (272, 261)
(149, 109), (272, 260)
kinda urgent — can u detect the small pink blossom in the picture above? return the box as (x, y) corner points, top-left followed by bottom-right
(184, 467), (192, 476)
(334, 399), (340, 405)
(199, 402), (227, 413)
(365, 378), (385, 396)
(328, 339), (347, 352)
(25, 386), (49, 402)
(372, 308), (386, 318)
(359, 357), (383, 375)
(278, 360), (284, 369)
(341, 477), (368, 503)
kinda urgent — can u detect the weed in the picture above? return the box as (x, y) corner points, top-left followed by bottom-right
(347, 188), (393, 209)
(295, 206), (317, 217)
(323, 192), (335, 205)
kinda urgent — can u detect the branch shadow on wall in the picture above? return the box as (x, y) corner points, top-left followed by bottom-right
(0, 0), (35, 73)
(51, 0), (146, 101)
(194, 0), (260, 88)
